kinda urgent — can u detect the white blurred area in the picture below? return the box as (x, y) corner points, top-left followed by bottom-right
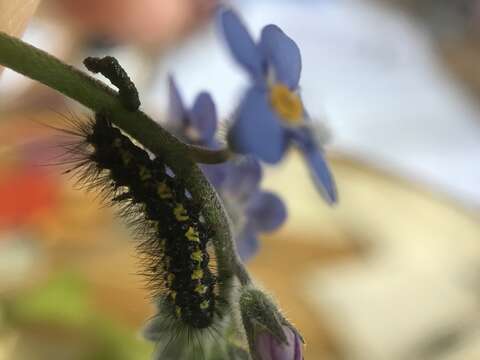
(146, 0), (480, 211)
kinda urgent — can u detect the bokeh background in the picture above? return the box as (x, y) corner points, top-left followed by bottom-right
(1, 0), (480, 359)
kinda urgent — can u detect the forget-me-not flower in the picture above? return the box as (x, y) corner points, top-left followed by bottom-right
(167, 74), (219, 149)
(220, 156), (287, 260)
(166, 76), (287, 260)
(219, 8), (338, 204)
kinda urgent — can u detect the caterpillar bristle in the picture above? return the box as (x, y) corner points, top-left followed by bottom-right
(148, 298), (228, 360)
(53, 111), (226, 353)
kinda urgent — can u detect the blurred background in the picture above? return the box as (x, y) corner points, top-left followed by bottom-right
(0, 0), (480, 359)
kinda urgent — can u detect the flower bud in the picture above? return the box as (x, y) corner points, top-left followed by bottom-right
(256, 325), (303, 360)
(239, 287), (304, 360)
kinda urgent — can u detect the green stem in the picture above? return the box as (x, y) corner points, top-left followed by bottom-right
(234, 256), (252, 286)
(187, 145), (233, 164)
(0, 31), (236, 294)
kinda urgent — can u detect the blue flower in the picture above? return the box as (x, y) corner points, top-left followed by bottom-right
(166, 76), (287, 260)
(166, 74), (227, 187)
(167, 74), (218, 149)
(219, 8), (338, 204)
(220, 157), (287, 261)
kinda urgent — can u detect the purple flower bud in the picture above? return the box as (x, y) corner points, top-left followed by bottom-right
(255, 325), (303, 360)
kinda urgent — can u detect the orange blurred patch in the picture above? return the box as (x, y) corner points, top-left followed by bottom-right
(0, 166), (60, 230)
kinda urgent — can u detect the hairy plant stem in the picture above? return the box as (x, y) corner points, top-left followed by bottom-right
(0, 31), (247, 297)
(234, 256), (252, 286)
(188, 144), (233, 164)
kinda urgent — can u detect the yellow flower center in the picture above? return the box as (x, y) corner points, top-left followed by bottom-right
(269, 84), (303, 125)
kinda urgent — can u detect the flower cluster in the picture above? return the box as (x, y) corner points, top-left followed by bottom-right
(151, 6), (338, 360)
(166, 6), (337, 261)
(166, 76), (287, 261)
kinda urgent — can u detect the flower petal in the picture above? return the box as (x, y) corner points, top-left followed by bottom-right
(236, 225), (260, 261)
(218, 8), (263, 78)
(259, 25), (302, 89)
(167, 75), (187, 125)
(228, 87), (286, 163)
(223, 156), (262, 199)
(246, 191), (287, 232)
(189, 92), (218, 143)
(256, 325), (303, 360)
(303, 149), (338, 204)
(293, 331), (303, 360)
(289, 127), (338, 204)
(200, 163), (228, 188)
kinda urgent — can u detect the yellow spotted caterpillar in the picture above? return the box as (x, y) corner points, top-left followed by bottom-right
(62, 112), (220, 329)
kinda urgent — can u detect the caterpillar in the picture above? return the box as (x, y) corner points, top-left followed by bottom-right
(64, 112), (219, 330)
(56, 57), (223, 337)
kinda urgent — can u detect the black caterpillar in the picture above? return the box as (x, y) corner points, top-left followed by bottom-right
(63, 112), (218, 329)
(54, 56), (226, 343)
